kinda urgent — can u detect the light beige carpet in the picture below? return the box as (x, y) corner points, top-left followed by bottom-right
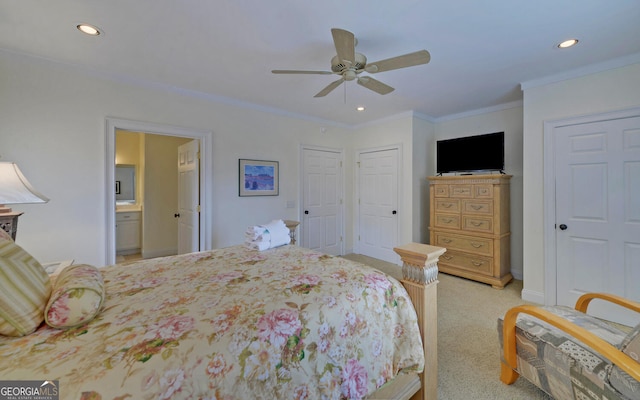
(341, 253), (552, 400)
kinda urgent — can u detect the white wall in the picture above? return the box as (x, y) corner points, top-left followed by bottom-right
(412, 116), (436, 243)
(521, 62), (640, 303)
(434, 105), (524, 278)
(0, 51), (351, 266)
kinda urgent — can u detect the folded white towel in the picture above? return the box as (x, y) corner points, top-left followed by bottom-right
(245, 219), (291, 251)
(263, 220), (288, 236)
(245, 231), (270, 242)
(245, 225), (267, 239)
(269, 232), (291, 248)
(246, 225), (266, 234)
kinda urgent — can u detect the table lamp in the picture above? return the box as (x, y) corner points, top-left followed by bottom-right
(0, 162), (49, 240)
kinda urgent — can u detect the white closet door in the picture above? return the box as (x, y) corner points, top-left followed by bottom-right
(555, 116), (640, 326)
(358, 148), (399, 263)
(302, 148), (343, 255)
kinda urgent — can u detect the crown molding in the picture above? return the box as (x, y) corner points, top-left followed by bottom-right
(434, 100), (523, 123)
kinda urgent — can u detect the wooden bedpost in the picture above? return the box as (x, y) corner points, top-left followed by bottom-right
(394, 243), (446, 400)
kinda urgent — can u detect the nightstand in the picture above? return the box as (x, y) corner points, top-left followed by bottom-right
(284, 220), (300, 245)
(0, 211), (23, 241)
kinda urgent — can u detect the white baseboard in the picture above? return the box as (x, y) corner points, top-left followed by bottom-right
(521, 288), (545, 305)
(142, 248), (177, 259)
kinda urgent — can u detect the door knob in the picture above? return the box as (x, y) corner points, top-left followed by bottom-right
(174, 213), (181, 218)
(559, 224), (567, 230)
(304, 210), (309, 214)
(392, 210), (397, 215)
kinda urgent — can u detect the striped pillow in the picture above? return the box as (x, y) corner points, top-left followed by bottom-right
(0, 234), (51, 336)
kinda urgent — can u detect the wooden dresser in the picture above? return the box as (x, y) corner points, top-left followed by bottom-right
(428, 174), (512, 288)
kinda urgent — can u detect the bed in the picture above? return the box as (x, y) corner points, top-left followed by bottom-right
(0, 239), (444, 400)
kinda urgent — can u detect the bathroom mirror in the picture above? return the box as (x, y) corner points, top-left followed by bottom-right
(115, 164), (136, 203)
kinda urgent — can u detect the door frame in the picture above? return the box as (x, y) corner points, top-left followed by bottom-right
(105, 117), (213, 266)
(354, 144), (402, 259)
(543, 106), (640, 305)
(299, 144), (345, 254)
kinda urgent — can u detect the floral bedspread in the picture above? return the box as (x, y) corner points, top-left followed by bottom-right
(0, 245), (424, 400)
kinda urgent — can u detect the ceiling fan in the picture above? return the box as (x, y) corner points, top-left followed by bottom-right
(272, 28), (431, 98)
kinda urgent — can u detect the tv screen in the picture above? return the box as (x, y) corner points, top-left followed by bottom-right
(436, 132), (504, 173)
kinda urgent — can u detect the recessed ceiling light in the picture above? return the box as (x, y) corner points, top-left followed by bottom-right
(77, 24), (101, 36)
(557, 38), (578, 49)
(356, 106), (366, 112)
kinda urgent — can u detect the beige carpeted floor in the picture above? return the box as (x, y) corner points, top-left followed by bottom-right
(341, 253), (552, 400)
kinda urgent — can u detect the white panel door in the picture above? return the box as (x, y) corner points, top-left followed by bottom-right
(177, 140), (200, 254)
(302, 148), (343, 255)
(556, 116), (640, 326)
(358, 149), (398, 263)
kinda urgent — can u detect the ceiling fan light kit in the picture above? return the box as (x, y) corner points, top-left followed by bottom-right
(272, 28), (431, 98)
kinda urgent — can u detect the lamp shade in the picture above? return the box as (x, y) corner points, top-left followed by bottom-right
(0, 162), (49, 205)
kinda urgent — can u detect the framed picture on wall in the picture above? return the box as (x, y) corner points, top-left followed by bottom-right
(239, 159), (279, 196)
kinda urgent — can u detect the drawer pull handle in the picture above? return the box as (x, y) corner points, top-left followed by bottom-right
(442, 255), (453, 261)
(441, 203), (452, 208)
(441, 238), (452, 244)
(471, 205), (483, 210)
(470, 221), (483, 226)
(472, 261), (484, 267)
(442, 218), (453, 223)
(470, 242), (483, 248)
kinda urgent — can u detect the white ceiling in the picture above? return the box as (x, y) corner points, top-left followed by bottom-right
(2, 0), (640, 126)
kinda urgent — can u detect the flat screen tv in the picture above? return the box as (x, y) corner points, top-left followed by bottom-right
(436, 132), (504, 174)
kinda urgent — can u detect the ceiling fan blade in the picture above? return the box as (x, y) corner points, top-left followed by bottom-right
(331, 28), (355, 65)
(357, 76), (395, 95)
(314, 78), (344, 98)
(272, 69), (332, 75)
(365, 50), (431, 73)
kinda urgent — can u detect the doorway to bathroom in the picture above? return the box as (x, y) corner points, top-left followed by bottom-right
(105, 117), (213, 266)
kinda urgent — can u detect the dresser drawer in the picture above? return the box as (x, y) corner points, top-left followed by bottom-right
(433, 232), (493, 256)
(473, 185), (493, 198)
(434, 185), (449, 197)
(439, 250), (493, 276)
(450, 185), (473, 198)
(435, 199), (460, 213)
(434, 214), (460, 229)
(462, 215), (493, 233)
(116, 211), (140, 222)
(462, 200), (493, 215)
